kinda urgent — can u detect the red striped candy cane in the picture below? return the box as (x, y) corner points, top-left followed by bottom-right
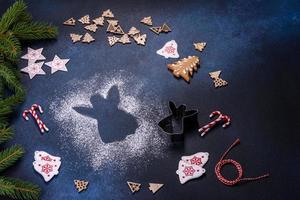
(23, 104), (49, 133)
(198, 111), (230, 137)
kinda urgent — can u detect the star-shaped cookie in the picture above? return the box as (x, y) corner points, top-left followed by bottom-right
(45, 55), (70, 74)
(20, 62), (45, 79)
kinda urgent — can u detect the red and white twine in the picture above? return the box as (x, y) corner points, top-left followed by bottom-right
(23, 104), (49, 133)
(199, 111), (231, 136)
(215, 139), (269, 186)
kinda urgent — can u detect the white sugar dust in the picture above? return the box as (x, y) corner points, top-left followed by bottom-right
(49, 70), (167, 171)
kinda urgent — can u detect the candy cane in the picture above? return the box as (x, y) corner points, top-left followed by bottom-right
(23, 104), (49, 133)
(215, 139), (269, 186)
(198, 111), (230, 137)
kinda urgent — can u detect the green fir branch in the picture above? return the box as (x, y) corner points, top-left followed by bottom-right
(0, 63), (25, 111)
(0, 177), (41, 200)
(12, 22), (58, 40)
(0, 34), (21, 62)
(0, 0), (27, 33)
(0, 125), (13, 144)
(0, 145), (24, 173)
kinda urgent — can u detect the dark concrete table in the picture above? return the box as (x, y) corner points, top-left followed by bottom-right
(1, 0), (299, 199)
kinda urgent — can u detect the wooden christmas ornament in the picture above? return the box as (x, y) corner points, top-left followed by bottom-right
(74, 180), (89, 192)
(133, 34), (147, 46)
(107, 19), (118, 26)
(93, 17), (104, 26)
(82, 33), (95, 43)
(128, 27), (140, 37)
(63, 17), (76, 26)
(209, 70), (228, 88)
(107, 36), (119, 46)
(118, 34), (131, 44)
(78, 15), (90, 24)
(194, 42), (206, 52)
(70, 33), (82, 43)
(102, 9), (114, 18)
(161, 23), (171, 33)
(167, 56), (200, 82)
(84, 24), (98, 32)
(107, 23), (116, 33)
(150, 26), (162, 35)
(112, 25), (125, 35)
(127, 181), (141, 193)
(140, 16), (152, 26)
(148, 183), (164, 194)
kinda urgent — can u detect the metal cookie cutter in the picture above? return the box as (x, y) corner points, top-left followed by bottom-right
(158, 101), (198, 142)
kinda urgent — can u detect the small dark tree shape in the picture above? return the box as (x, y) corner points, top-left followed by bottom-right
(73, 86), (138, 143)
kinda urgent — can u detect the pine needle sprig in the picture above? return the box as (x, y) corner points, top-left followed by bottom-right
(0, 34), (21, 62)
(0, 145), (24, 173)
(12, 22), (58, 40)
(0, 0), (27, 33)
(0, 177), (41, 200)
(0, 125), (13, 144)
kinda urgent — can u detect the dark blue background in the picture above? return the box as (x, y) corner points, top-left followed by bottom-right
(1, 0), (299, 199)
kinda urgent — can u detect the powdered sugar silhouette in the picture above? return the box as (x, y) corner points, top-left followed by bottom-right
(73, 85), (138, 143)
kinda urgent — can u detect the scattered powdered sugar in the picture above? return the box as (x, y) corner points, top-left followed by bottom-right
(49, 70), (167, 171)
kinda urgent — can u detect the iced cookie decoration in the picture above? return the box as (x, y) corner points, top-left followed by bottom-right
(156, 40), (179, 58)
(33, 151), (61, 182)
(181, 152), (209, 167)
(176, 152), (209, 184)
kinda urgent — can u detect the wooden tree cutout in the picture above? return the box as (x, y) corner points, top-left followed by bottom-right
(148, 183), (164, 194)
(74, 180), (89, 192)
(209, 70), (228, 88)
(161, 23), (171, 32)
(194, 42), (206, 52)
(102, 9), (114, 18)
(63, 18), (76, 26)
(128, 27), (140, 37)
(167, 56), (200, 82)
(127, 181), (141, 193)
(84, 24), (98, 32)
(82, 33), (95, 43)
(140, 16), (152, 26)
(150, 26), (162, 35)
(93, 17), (104, 26)
(78, 15), (90, 24)
(119, 34), (131, 44)
(70, 33), (82, 43)
(108, 36), (119, 46)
